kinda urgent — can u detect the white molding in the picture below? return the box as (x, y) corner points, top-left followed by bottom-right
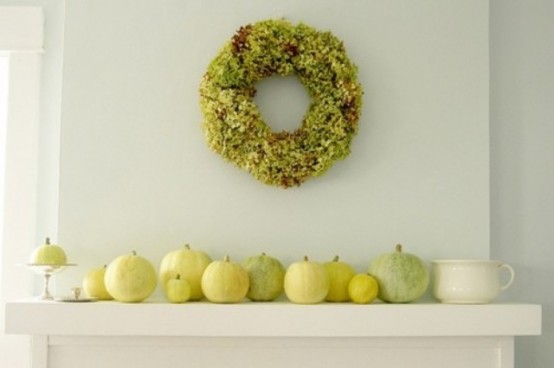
(0, 50), (42, 368)
(5, 301), (542, 338)
(39, 335), (518, 368)
(0, 6), (45, 303)
(0, 7), (45, 368)
(0, 7), (44, 51)
(31, 336), (48, 368)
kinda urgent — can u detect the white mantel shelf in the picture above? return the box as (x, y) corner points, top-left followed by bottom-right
(4, 300), (542, 368)
(5, 300), (541, 337)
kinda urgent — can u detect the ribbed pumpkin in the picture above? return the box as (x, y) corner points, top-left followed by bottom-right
(159, 244), (212, 301)
(104, 251), (157, 303)
(284, 256), (329, 304)
(201, 256), (249, 303)
(324, 255), (356, 302)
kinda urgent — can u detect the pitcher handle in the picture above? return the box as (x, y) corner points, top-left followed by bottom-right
(499, 263), (515, 291)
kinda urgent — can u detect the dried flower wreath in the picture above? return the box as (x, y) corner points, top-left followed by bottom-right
(199, 19), (363, 188)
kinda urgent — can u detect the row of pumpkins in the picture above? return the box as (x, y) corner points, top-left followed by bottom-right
(28, 239), (429, 304)
(76, 243), (430, 304)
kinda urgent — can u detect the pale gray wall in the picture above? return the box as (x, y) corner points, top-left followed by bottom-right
(56, 0), (490, 293)
(490, 0), (554, 367)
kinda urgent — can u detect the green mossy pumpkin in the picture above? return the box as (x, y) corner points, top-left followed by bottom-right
(243, 253), (285, 301)
(369, 244), (429, 303)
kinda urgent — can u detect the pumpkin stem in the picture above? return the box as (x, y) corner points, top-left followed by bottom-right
(224, 255), (230, 262)
(395, 244), (403, 253)
(184, 244), (191, 250)
(261, 252), (266, 256)
(333, 255), (340, 262)
(176, 274), (181, 280)
(303, 255), (309, 262)
(132, 250), (137, 256)
(45, 237), (50, 245)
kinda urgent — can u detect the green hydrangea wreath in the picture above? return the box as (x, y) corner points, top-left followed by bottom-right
(199, 19), (363, 188)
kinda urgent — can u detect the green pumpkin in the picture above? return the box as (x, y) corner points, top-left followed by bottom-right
(369, 244), (429, 303)
(243, 253), (285, 301)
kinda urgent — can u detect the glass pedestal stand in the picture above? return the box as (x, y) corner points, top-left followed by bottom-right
(25, 264), (77, 300)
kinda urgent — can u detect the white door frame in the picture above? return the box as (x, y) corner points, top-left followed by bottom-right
(0, 6), (45, 368)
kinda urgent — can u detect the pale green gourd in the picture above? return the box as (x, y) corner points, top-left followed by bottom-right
(369, 244), (429, 303)
(243, 253), (285, 301)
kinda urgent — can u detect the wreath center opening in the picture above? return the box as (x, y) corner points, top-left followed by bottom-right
(253, 75), (311, 133)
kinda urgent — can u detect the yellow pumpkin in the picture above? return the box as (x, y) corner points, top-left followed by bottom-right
(29, 237), (67, 265)
(104, 251), (157, 303)
(159, 244), (212, 301)
(284, 256), (329, 304)
(165, 274), (191, 303)
(201, 256), (249, 303)
(82, 265), (113, 300)
(324, 255), (356, 302)
(348, 273), (379, 304)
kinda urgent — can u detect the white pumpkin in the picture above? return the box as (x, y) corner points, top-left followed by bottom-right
(159, 244), (212, 300)
(105, 251), (157, 303)
(284, 256), (329, 304)
(201, 256), (249, 303)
